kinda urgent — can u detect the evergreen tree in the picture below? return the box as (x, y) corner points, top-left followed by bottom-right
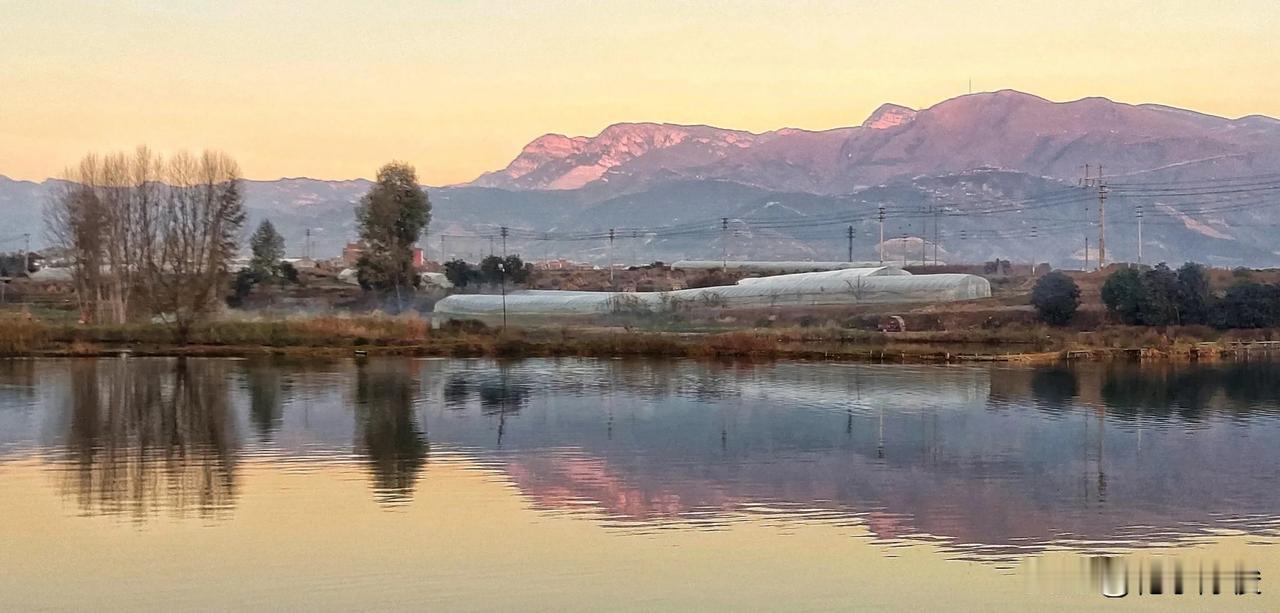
(1101, 268), (1145, 325)
(1140, 263), (1182, 326)
(1176, 262), (1211, 325)
(355, 162), (431, 304)
(249, 219), (285, 276)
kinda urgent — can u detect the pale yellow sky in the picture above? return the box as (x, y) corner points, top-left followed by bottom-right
(2, 0), (1278, 184)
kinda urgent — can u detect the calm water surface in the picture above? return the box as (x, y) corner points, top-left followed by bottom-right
(2, 357), (1279, 610)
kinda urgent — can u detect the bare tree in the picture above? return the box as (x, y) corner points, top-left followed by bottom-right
(46, 156), (109, 323)
(46, 148), (245, 340)
(145, 151), (246, 341)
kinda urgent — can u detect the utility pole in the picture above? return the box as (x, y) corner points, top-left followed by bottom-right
(608, 228), (615, 286)
(1081, 164), (1091, 270)
(304, 229), (311, 260)
(846, 225), (854, 262)
(920, 224), (927, 267)
(1136, 203), (1144, 266)
(901, 233), (907, 267)
(877, 205), (886, 263)
(1097, 164), (1108, 269)
(933, 207), (940, 266)
(498, 262), (507, 329)
(721, 217), (729, 269)
(1081, 164), (1107, 270)
(920, 205), (928, 266)
(22, 233), (30, 275)
(500, 226), (508, 257)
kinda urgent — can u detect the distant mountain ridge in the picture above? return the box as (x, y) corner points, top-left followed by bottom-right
(5, 90), (1280, 267)
(465, 90), (1280, 196)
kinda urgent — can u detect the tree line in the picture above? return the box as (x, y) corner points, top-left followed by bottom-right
(45, 147), (435, 335)
(1103, 263), (1280, 329)
(1031, 262), (1280, 329)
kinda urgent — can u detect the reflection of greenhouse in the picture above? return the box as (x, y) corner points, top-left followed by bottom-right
(434, 266), (991, 324)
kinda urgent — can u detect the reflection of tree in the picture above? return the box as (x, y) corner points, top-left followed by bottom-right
(354, 361), (428, 506)
(1029, 368), (1079, 409)
(443, 374), (471, 409)
(478, 380), (530, 415)
(0, 359), (35, 405)
(61, 358), (238, 520)
(244, 359), (289, 441)
(1100, 365), (1224, 421)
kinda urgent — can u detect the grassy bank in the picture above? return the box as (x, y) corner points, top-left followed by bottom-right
(4, 314), (1280, 362)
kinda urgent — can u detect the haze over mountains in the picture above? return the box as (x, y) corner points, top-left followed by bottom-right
(5, 90), (1280, 267)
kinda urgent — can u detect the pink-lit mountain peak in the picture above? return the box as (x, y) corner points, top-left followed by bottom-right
(472, 122), (761, 190)
(862, 103), (917, 130)
(470, 90), (1280, 194)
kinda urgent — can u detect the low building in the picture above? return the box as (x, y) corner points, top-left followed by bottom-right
(341, 242), (365, 267)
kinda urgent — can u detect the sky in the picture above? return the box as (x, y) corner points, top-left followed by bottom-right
(2, 0), (1279, 184)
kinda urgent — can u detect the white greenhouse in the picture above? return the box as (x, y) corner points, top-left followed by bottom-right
(433, 266), (990, 324)
(671, 260), (945, 272)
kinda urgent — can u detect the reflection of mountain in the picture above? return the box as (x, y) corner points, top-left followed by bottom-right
(352, 360), (428, 506)
(59, 359), (238, 519)
(416, 360), (1280, 557)
(9, 357), (1280, 556)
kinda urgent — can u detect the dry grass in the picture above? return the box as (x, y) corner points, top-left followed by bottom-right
(0, 313), (1272, 363)
(44, 315), (436, 348)
(0, 314), (49, 355)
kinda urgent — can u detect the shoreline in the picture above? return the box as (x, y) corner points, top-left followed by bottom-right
(4, 330), (1276, 364)
(4, 316), (1280, 363)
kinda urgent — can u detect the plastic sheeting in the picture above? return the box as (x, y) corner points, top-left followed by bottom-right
(434, 266), (991, 322)
(674, 260), (887, 272)
(672, 260), (944, 271)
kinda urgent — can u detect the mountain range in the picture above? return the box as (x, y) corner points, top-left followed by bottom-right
(5, 89), (1280, 267)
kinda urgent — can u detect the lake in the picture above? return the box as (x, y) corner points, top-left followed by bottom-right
(1, 357), (1278, 610)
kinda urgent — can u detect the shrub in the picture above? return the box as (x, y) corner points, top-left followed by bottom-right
(1030, 272), (1080, 326)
